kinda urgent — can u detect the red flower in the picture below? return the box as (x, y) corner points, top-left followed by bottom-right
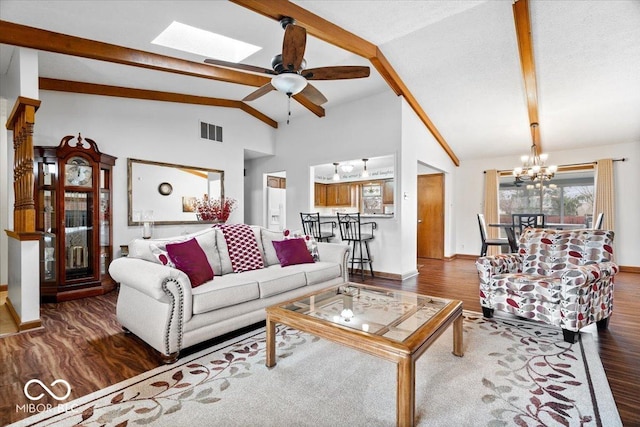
(193, 195), (237, 222)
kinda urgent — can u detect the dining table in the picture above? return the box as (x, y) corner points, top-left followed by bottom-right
(488, 223), (518, 253)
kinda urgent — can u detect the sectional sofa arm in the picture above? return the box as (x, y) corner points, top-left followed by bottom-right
(316, 242), (351, 281)
(560, 262), (620, 289)
(476, 253), (523, 280)
(109, 258), (193, 318)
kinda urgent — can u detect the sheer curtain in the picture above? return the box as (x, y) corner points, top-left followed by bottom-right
(593, 159), (615, 231)
(483, 170), (500, 255)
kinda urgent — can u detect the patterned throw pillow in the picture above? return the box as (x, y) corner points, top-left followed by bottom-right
(283, 229), (319, 261)
(215, 224), (265, 273)
(149, 243), (175, 268)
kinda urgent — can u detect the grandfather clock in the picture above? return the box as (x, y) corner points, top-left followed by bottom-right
(34, 134), (117, 302)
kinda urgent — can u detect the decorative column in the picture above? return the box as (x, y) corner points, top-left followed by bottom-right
(4, 96), (42, 331)
(6, 96), (40, 233)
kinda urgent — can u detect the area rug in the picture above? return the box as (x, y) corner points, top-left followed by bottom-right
(11, 312), (621, 427)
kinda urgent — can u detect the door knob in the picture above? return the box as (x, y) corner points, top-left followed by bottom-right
(417, 219), (423, 223)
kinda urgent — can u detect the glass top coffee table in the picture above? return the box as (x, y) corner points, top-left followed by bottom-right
(265, 282), (463, 426)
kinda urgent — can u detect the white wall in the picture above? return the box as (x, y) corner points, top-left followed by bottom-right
(455, 141), (640, 267)
(401, 98), (458, 261)
(33, 90), (276, 251)
(244, 90), (413, 276)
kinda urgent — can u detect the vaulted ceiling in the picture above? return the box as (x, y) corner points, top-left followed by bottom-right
(1, 0), (639, 165)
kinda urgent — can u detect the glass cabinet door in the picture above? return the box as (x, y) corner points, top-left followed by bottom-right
(64, 191), (94, 280)
(99, 189), (110, 276)
(38, 163), (57, 283)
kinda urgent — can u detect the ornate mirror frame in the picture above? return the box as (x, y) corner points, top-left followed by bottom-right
(127, 158), (224, 225)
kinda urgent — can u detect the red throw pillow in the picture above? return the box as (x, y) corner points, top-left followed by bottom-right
(272, 238), (315, 267)
(166, 238), (213, 288)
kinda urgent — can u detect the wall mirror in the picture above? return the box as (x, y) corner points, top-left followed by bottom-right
(128, 158), (224, 225)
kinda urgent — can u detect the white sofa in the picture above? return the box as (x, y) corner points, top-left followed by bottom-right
(109, 225), (350, 363)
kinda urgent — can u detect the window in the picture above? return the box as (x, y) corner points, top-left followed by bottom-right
(498, 169), (596, 227)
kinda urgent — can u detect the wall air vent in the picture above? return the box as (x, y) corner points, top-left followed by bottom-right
(200, 121), (223, 142)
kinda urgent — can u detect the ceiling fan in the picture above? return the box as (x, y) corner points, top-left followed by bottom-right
(204, 17), (370, 108)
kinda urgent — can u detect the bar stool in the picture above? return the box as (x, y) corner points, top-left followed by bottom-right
(300, 212), (336, 242)
(337, 213), (376, 279)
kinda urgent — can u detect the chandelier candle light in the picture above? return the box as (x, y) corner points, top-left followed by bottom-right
(512, 124), (557, 184)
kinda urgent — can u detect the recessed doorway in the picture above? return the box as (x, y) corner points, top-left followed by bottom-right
(417, 173), (445, 259)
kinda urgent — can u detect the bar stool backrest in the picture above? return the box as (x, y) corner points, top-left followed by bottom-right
(337, 213), (364, 241)
(300, 212), (323, 240)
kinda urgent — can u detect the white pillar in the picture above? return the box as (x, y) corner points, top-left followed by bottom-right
(2, 47), (41, 329)
(7, 234), (41, 327)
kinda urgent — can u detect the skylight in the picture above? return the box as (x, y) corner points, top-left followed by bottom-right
(152, 21), (261, 62)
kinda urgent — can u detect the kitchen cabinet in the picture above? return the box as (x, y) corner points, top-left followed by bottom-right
(324, 183), (351, 206)
(267, 175), (286, 189)
(314, 183), (327, 206)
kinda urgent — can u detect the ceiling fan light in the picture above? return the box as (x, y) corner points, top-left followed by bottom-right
(271, 73), (307, 96)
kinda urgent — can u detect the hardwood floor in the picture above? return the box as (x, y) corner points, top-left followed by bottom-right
(1, 258), (638, 426)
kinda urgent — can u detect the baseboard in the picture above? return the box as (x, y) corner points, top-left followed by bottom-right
(448, 254), (478, 261)
(0, 284), (7, 292)
(5, 296), (43, 332)
(349, 269), (403, 281)
(619, 265), (640, 274)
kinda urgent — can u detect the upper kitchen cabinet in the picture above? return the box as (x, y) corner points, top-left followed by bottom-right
(325, 183), (352, 206)
(314, 183), (327, 206)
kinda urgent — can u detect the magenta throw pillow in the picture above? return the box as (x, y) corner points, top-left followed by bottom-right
(272, 238), (315, 267)
(166, 238), (213, 288)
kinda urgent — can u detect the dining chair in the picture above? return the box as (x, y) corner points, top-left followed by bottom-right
(512, 213), (546, 236)
(336, 213), (376, 279)
(299, 212), (336, 242)
(594, 212), (604, 230)
(477, 214), (511, 257)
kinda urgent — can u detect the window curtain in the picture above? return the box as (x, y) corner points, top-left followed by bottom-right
(593, 159), (615, 231)
(483, 170), (500, 256)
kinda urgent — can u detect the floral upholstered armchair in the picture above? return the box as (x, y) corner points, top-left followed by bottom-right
(476, 228), (618, 343)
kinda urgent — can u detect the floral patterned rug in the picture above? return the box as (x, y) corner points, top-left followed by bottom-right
(11, 312), (621, 427)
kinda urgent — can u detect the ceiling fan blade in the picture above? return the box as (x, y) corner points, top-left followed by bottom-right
(300, 83), (328, 106)
(243, 83), (275, 102)
(282, 24), (306, 72)
(303, 66), (371, 80)
(204, 58), (275, 75)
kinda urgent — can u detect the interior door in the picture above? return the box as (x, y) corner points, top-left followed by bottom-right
(417, 173), (444, 259)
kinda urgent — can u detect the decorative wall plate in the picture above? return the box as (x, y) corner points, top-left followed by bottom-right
(158, 182), (173, 196)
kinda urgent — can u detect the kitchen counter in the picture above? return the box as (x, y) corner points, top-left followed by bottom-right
(319, 214), (394, 219)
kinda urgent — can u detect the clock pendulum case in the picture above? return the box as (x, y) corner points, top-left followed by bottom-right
(34, 134), (117, 302)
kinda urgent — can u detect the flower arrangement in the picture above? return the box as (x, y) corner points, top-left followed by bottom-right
(193, 195), (237, 222)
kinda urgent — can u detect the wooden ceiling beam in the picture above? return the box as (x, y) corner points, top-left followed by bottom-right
(0, 20), (320, 120)
(231, 0), (460, 166)
(0, 20), (270, 88)
(371, 49), (459, 165)
(513, 0), (542, 151)
(230, 0), (378, 59)
(39, 78), (278, 129)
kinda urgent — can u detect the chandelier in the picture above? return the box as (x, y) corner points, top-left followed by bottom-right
(513, 124), (557, 184)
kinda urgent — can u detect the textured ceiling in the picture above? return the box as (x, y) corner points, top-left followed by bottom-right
(1, 0), (639, 162)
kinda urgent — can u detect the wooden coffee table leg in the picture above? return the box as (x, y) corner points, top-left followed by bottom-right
(397, 356), (415, 427)
(452, 313), (464, 357)
(266, 314), (276, 368)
